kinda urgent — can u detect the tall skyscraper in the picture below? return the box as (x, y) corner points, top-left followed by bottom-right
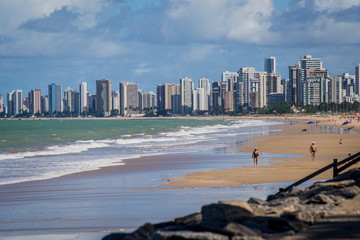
(301, 55), (323, 70)
(221, 76), (235, 112)
(199, 77), (210, 111)
(48, 83), (62, 114)
(29, 89), (41, 115)
(112, 91), (120, 114)
(120, 82), (138, 116)
(41, 96), (49, 113)
(211, 81), (221, 108)
(139, 91), (155, 112)
(180, 77), (194, 115)
(222, 71), (238, 82)
(264, 56), (276, 74)
(157, 83), (180, 114)
(0, 94), (3, 113)
(96, 79), (112, 116)
(193, 88), (206, 112)
(64, 88), (80, 114)
(79, 82), (88, 114)
(288, 62), (301, 104)
(7, 90), (23, 116)
(355, 64), (360, 95)
(7, 91), (14, 116)
(237, 67), (256, 106)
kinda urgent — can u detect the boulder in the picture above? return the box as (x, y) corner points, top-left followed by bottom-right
(223, 222), (261, 237)
(218, 201), (253, 214)
(174, 212), (202, 225)
(247, 198), (267, 205)
(304, 193), (336, 205)
(153, 230), (229, 240)
(201, 203), (254, 229)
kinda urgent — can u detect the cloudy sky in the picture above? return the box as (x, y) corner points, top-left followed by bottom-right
(1, 0), (360, 98)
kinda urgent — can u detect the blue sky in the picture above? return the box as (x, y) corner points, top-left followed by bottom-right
(1, 0), (360, 98)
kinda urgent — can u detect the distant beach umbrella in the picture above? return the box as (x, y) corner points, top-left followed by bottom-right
(307, 121), (315, 124)
(342, 121), (350, 125)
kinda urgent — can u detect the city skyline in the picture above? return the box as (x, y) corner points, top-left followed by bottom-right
(1, 0), (360, 98)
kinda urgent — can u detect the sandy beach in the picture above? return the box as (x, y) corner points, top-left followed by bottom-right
(166, 115), (360, 188)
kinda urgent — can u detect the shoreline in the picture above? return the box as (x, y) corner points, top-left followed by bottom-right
(165, 115), (360, 188)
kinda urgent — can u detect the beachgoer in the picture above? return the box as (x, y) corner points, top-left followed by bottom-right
(252, 147), (260, 166)
(310, 142), (317, 161)
(339, 139), (343, 144)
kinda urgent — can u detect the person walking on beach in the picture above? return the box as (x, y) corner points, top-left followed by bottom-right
(252, 147), (260, 166)
(310, 142), (317, 161)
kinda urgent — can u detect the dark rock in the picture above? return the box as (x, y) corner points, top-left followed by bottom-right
(231, 236), (264, 240)
(201, 203), (254, 229)
(153, 230), (229, 240)
(261, 230), (295, 240)
(247, 198), (266, 205)
(281, 210), (325, 225)
(311, 179), (355, 188)
(241, 216), (297, 234)
(123, 223), (155, 240)
(223, 222), (261, 237)
(304, 193), (336, 205)
(267, 197), (300, 207)
(174, 212), (202, 225)
(332, 168), (360, 183)
(102, 232), (128, 240)
(327, 185), (360, 199)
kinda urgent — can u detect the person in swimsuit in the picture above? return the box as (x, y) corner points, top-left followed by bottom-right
(252, 147), (260, 166)
(310, 142), (317, 161)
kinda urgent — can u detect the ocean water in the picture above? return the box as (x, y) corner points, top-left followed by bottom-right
(0, 118), (293, 239)
(0, 118), (282, 186)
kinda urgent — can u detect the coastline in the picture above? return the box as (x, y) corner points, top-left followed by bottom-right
(165, 115), (360, 188)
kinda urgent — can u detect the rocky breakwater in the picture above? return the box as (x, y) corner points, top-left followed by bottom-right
(103, 168), (360, 240)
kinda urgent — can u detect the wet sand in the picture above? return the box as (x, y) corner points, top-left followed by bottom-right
(166, 115), (360, 187)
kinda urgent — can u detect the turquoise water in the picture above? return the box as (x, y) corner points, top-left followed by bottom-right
(0, 119), (226, 152)
(0, 118), (283, 185)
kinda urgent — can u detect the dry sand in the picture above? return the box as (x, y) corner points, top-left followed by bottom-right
(166, 115), (360, 188)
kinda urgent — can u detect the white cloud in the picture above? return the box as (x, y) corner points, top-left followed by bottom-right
(314, 0), (360, 12)
(133, 64), (153, 76)
(181, 44), (217, 62)
(0, 0), (107, 33)
(162, 0), (274, 44)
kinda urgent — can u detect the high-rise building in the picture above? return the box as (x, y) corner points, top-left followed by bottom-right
(157, 83), (180, 115)
(237, 67), (256, 106)
(329, 76), (343, 104)
(288, 62), (301, 104)
(41, 96), (49, 113)
(0, 94), (3, 113)
(48, 83), (62, 114)
(211, 81), (221, 108)
(80, 82), (88, 114)
(222, 71), (238, 82)
(221, 76), (235, 112)
(120, 82), (138, 116)
(112, 91), (120, 114)
(288, 55), (324, 105)
(301, 55), (323, 70)
(198, 77), (210, 111)
(193, 88), (207, 112)
(264, 56), (276, 74)
(355, 64), (360, 95)
(139, 91), (156, 112)
(29, 89), (41, 115)
(96, 79), (112, 116)
(7, 90), (23, 117)
(180, 77), (194, 115)
(64, 88), (80, 114)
